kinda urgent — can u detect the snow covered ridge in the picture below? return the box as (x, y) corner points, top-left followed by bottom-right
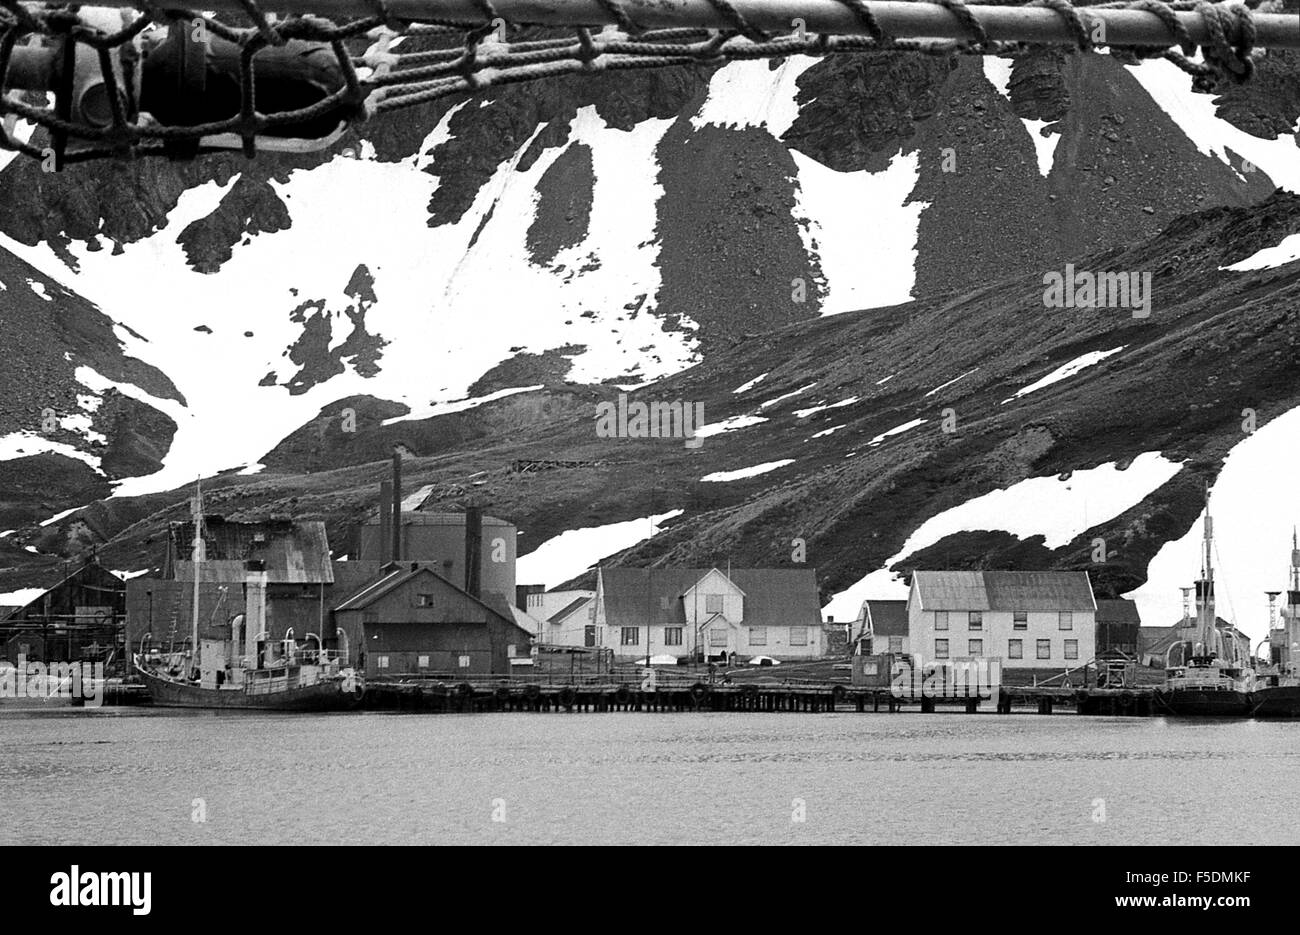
(823, 452), (1185, 620)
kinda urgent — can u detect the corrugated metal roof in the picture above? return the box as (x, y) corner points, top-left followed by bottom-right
(598, 567), (820, 630)
(984, 571), (1095, 611)
(912, 571), (990, 611)
(913, 570), (1095, 611)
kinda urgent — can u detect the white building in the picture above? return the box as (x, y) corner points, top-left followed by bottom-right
(854, 599), (909, 655)
(908, 570), (1096, 670)
(526, 589), (596, 646)
(593, 566), (823, 662)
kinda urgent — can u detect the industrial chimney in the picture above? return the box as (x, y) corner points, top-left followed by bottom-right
(464, 506), (482, 600)
(391, 449), (402, 565)
(378, 479), (393, 564)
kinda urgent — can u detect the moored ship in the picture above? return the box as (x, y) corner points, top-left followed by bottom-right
(1251, 531), (1300, 718)
(133, 481), (361, 711)
(1154, 509), (1254, 717)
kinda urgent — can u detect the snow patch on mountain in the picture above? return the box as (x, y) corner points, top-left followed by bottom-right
(732, 372), (769, 394)
(701, 459), (795, 482)
(823, 452), (1184, 620)
(0, 432), (100, 471)
(1129, 405), (1300, 643)
(691, 57), (819, 135)
(694, 414), (768, 438)
(794, 396), (858, 418)
(384, 385), (544, 425)
(867, 418), (927, 446)
(759, 383), (817, 410)
(517, 508), (683, 588)
(0, 104), (695, 497)
(1222, 232), (1300, 271)
(791, 150), (925, 315)
(925, 368), (978, 398)
(982, 58), (1060, 177)
(1127, 59), (1300, 192)
(1002, 347), (1126, 404)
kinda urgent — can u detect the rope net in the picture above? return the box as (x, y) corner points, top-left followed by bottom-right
(0, 0), (1289, 167)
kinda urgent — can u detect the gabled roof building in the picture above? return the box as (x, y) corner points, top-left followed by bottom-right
(592, 566), (822, 661)
(908, 570), (1097, 670)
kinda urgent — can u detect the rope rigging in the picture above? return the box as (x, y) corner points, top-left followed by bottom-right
(0, 0), (1294, 167)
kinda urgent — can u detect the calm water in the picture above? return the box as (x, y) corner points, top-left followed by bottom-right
(1, 708), (1298, 845)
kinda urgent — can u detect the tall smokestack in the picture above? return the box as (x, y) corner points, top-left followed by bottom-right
(391, 450), (402, 564)
(464, 506), (482, 600)
(378, 480), (393, 564)
(244, 561), (267, 664)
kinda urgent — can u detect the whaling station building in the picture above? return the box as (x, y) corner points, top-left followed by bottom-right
(125, 462), (532, 678)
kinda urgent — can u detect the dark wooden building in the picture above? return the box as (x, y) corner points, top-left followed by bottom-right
(1095, 598), (1141, 658)
(333, 564), (532, 677)
(1, 560), (126, 669)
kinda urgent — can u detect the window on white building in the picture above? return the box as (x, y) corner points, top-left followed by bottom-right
(888, 635), (903, 653)
(969, 611), (983, 631)
(710, 628), (728, 648)
(1064, 639), (1079, 660)
(790, 627), (808, 646)
(705, 594), (723, 613)
(1008, 639), (1023, 659)
(1013, 611), (1028, 630)
(621, 627), (640, 646)
(664, 627), (683, 646)
(584, 625), (596, 647)
(968, 639), (983, 657)
(935, 611), (949, 631)
(1059, 612), (1073, 631)
(1037, 639), (1051, 660)
(749, 627), (767, 646)
(935, 639), (949, 659)
(416, 593), (433, 607)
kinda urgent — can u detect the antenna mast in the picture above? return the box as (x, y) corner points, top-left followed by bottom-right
(190, 478), (205, 674)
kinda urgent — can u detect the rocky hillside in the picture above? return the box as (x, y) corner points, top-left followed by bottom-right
(1, 19), (1299, 627)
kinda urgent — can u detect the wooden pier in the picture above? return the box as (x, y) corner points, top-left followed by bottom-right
(356, 675), (1161, 716)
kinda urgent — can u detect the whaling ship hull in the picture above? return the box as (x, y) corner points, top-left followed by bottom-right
(1154, 689), (1253, 717)
(136, 666), (357, 712)
(1251, 686), (1300, 718)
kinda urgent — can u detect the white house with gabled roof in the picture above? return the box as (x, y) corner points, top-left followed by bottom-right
(593, 566), (822, 662)
(908, 570), (1097, 670)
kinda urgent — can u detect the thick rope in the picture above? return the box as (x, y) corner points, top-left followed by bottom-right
(0, 0), (1275, 167)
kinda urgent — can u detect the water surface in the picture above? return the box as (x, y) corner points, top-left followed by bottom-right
(1, 709), (1295, 845)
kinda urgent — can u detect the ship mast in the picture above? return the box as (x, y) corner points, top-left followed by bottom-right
(1290, 528), (1300, 618)
(190, 478), (205, 671)
(1196, 505), (1216, 658)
